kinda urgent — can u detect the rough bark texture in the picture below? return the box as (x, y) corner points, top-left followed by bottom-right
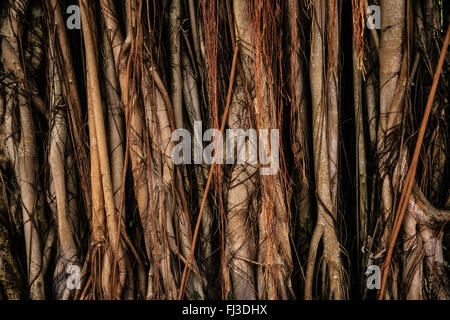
(0, 0), (448, 301)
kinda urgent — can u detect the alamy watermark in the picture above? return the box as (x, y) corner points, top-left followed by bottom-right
(64, 4), (382, 31)
(366, 265), (381, 290)
(66, 5), (81, 30)
(170, 121), (280, 176)
(366, 5), (381, 30)
(66, 264), (81, 290)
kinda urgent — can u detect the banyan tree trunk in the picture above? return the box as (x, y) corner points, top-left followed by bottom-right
(0, 0), (448, 301)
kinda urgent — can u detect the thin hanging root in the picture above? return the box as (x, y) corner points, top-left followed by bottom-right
(83, 66), (108, 300)
(304, 0), (346, 300)
(379, 23), (450, 299)
(352, 26), (368, 270)
(182, 52), (213, 268)
(1, 0), (48, 300)
(224, 72), (258, 300)
(0, 0), (47, 119)
(18, 93), (46, 300)
(45, 8), (84, 297)
(102, 18), (125, 215)
(169, 0), (184, 129)
(48, 54), (80, 299)
(80, 0), (129, 299)
(178, 45), (239, 300)
(44, 0), (92, 225)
